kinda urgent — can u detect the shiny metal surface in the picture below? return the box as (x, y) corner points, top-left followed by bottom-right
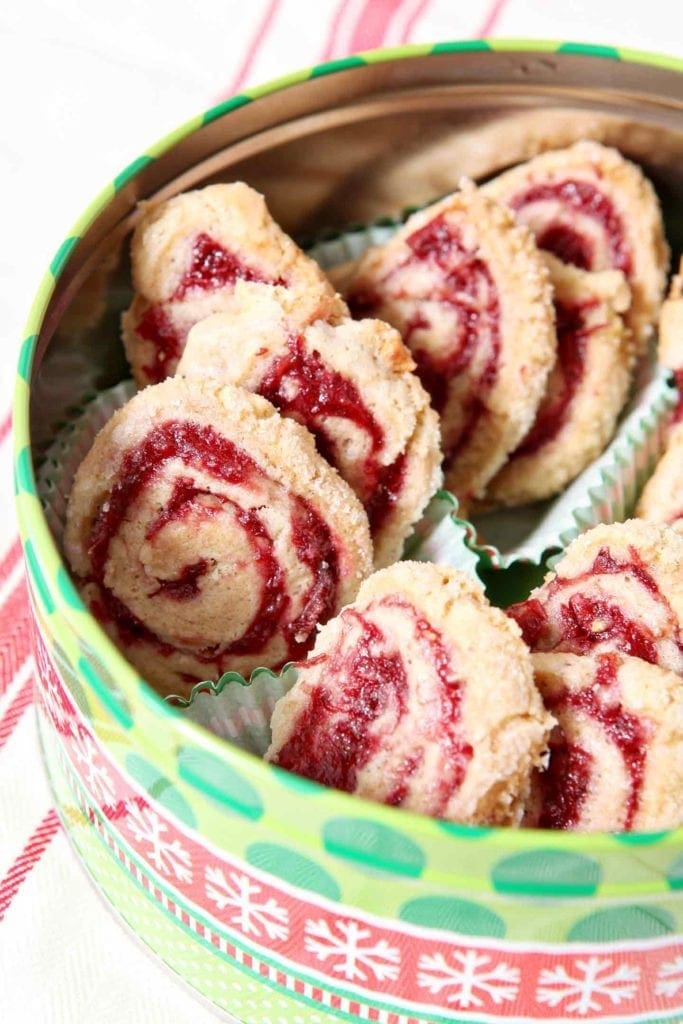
(30, 49), (683, 457)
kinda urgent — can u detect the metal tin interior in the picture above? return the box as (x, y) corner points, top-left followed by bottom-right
(29, 48), (683, 458)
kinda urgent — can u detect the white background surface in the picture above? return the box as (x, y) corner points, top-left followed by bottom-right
(1, 1), (682, 1021)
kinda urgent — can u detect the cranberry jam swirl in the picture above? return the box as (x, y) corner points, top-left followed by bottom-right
(267, 562), (553, 826)
(507, 521), (683, 677)
(121, 182), (346, 387)
(529, 652), (683, 832)
(482, 140), (669, 359)
(64, 379), (372, 697)
(344, 182), (556, 505)
(485, 256), (631, 507)
(178, 287), (442, 568)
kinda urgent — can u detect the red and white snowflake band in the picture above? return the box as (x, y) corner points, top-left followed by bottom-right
(34, 626), (683, 1022)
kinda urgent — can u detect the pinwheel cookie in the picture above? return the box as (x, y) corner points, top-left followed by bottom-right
(657, 257), (683, 372)
(121, 182), (346, 386)
(636, 423), (683, 531)
(528, 652), (683, 832)
(482, 140), (669, 358)
(507, 520), (683, 676)
(64, 378), (372, 696)
(486, 255), (632, 507)
(342, 181), (556, 506)
(178, 285), (443, 568)
(267, 562), (553, 826)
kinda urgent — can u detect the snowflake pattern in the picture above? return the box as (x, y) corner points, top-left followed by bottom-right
(417, 950), (519, 1008)
(69, 725), (115, 805)
(35, 646), (72, 734)
(205, 866), (289, 941)
(304, 918), (400, 983)
(536, 957), (640, 1016)
(656, 956), (683, 999)
(125, 801), (193, 883)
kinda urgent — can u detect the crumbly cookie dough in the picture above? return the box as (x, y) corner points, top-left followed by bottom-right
(178, 284), (442, 567)
(636, 422), (683, 531)
(64, 377), (372, 696)
(657, 257), (683, 370)
(340, 181), (556, 507)
(482, 141), (669, 359)
(486, 255), (632, 506)
(121, 182), (347, 386)
(528, 651), (683, 832)
(267, 561), (553, 826)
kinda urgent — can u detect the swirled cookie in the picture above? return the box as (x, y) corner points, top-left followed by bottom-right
(507, 521), (683, 675)
(485, 255), (632, 507)
(658, 257), (683, 371)
(636, 423), (683, 531)
(64, 378), (372, 696)
(267, 562), (553, 826)
(178, 285), (442, 568)
(528, 652), (683, 832)
(121, 183), (346, 386)
(341, 181), (556, 507)
(482, 141), (669, 358)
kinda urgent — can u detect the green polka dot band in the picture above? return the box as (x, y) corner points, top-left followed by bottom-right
(15, 40), (683, 1023)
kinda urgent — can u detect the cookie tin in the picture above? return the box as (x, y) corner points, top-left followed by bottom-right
(15, 42), (683, 1023)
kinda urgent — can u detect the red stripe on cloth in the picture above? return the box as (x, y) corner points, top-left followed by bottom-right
(475, 0), (511, 37)
(0, 809), (61, 923)
(0, 675), (33, 752)
(0, 537), (21, 588)
(0, 577), (32, 695)
(319, 0), (354, 61)
(399, 0), (432, 42)
(0, 411), (12, 446)
(347, 0), (405, 53)
(222, 0), (282, 97)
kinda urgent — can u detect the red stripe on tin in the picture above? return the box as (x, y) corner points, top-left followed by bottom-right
(0, 809), (61, 922)
(0, 674), (33, 752)
(475, 0), (511, 37)
(0, 577), (31, 695)
(0, 537), (21, 588)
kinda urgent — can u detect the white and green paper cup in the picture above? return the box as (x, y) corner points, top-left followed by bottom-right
(15, 42), (683, 1024)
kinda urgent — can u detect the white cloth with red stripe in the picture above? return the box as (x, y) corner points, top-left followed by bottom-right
(2, 2), (682, 1019)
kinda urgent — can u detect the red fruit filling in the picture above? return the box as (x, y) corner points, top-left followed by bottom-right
(87, 420), (339, 668)
(508, 180), (632, 276)
(349, 214), (501, 462)
(511, 298), (601, 459)
(137, 232), (284, 384)
(508, 546), (683, 665)
(258, 334), (406, 532)
(137, 305), (183, 385)
(172, 232), (273, 300)
(540, 654), (650, 829)
(537, 740), (593, 830)
(275, 597), (473, 812)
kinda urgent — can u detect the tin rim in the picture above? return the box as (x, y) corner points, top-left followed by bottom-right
(14, 39), (683, 860)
